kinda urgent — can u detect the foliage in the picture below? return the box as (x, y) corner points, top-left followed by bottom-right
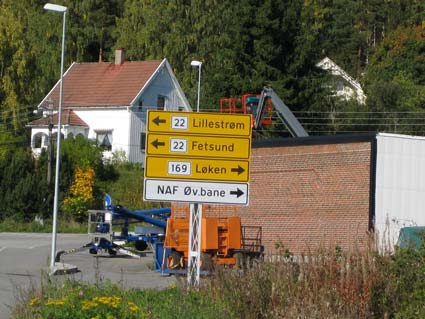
(372, 245), (425, 318)
(0, 137), (116, 223)
(97, 165), (162, 211)
(59, 137), (117, 212)
(0, 149), (49, 221)
(60, 136), (103, 171)
(66, 0), (124, 63)
(62, 166), (95, 222)
(366, 25), (425, 85)
(0, 0), (42, 132)
(12, 279), (231, 319)
(203, 249), (375, 318)
(12, 244), (425, 318)
(0, 130), (28, 160)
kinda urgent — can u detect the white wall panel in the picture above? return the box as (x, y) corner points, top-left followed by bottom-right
(375, 133), (425, 250)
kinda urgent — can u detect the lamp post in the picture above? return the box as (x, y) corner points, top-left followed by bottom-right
(190, 60), (202, 113)
(188, 60), (202, 287)
(44, 2), (67, 273)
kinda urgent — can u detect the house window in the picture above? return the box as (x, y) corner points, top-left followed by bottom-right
(137, 99), (143, 112)
(178, 106), (185, 111)
(33, 133), (46, 148)
(140, 132), (146, 151)
(96, 130), (113, 151)
(157, 95), (166, 111)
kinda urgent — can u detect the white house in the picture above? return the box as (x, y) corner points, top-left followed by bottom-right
(27, 49), (192, 164)
(316, 57), (366, 105)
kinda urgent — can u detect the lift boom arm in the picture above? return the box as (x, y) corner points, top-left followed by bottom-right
(254, 87), (309, 137)
(110, 205), (170, 229)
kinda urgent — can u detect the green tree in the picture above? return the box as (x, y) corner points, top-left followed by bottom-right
(364, 24), (425, 134)
(67, 0), (124, 62)
(0, 0), (45, 133)
(0, 149), (49, 221)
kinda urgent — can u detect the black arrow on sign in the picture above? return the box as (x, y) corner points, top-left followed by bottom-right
(151, 139), (165, 149)
(152, 116), (166, 126)
(230, 188), (244, 198)
(231, 165), (245, 175)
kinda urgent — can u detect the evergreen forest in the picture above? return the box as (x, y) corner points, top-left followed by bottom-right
(1, 0), (425, 220)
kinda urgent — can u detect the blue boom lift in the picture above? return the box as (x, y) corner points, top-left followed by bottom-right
(55, 203), (170, 262)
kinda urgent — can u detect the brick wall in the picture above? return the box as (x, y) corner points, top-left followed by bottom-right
(173, 137), (373, 256)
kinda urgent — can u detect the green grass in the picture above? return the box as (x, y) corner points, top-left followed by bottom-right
(12, 278), (233, 319)
(0, 217), (87, 233)
(97, 164), (166, 211)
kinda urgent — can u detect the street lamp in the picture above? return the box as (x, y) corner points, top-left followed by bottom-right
(190, 60), (202, 113)
(44, 2), (67, 273)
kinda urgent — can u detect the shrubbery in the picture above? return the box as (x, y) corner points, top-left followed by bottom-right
(372, 245), (425, 318)
(0, 137), (118, 224)
(11, 244), (425, 318)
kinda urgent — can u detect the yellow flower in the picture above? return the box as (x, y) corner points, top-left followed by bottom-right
(82, 300), (97, 311)
(93, 295), (121, 307)
(128, 301), (140, 312)
(29, 297), (40, 306)
(130, 305), (140, 312)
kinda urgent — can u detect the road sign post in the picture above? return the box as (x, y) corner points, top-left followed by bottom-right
(143, 110), (252, 288)
(144, 110), (252, 205)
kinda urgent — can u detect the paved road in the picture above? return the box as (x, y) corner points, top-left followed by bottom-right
(0, 232), (176, 318)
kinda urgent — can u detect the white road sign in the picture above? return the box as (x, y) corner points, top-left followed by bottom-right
(143, 179), (249, 205)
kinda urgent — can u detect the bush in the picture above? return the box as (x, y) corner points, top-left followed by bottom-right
(372, 245), (425, 318)
(202, 247), (375, 319)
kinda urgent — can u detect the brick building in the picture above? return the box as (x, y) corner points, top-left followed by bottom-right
(172, 133), (425, 255)
(173, 134), (375, 255)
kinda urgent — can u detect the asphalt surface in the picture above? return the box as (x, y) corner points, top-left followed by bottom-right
(0, 232), (176, 319)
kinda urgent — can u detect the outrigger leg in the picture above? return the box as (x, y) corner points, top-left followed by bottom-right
(55, 243), (93, 262)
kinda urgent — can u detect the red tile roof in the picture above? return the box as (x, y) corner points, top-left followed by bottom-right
(42, 60), (162, 108)
(27, 110), (88, 127)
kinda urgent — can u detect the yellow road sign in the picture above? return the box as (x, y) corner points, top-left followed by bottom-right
(147, 110), (252, 137)
(146, 133), (251, 159)
(145, 156), (250, 182)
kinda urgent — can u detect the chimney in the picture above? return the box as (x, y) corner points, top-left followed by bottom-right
(115, 48), (126, 65)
